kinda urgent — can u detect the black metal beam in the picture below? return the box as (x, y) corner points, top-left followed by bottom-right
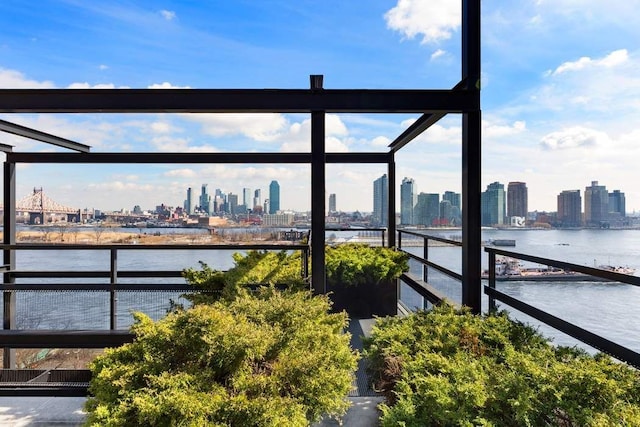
(0, 88), (479, 113)
(388, 112), (446, 153)
(0, 119), (90, 153)
(461, 0), (482, 314)
(7, 152), (391, 164)
(0, 330), (134, 348)
(2, 160), (16, 369)
(310, 76), (326, 295)
(387, 154), (396, 247)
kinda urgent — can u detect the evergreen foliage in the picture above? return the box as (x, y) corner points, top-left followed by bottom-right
(85, 288), (358, 426)
(364, 304), (640, 426)
(324, 244), (409, 287)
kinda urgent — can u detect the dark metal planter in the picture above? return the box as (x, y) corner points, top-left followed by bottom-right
(327, 279), (397, 319)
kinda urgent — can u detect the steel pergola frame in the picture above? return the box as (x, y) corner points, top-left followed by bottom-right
(1, 0), (481, 369)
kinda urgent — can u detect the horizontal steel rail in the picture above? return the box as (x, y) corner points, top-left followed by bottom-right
(484, 287), (640, 368)
(403, 251), (462, 282)
(0, 87), (477, 113)
(397, 229), (463, 246)
(484, 247), (640, 368)
(0, 330), (135, 348)
(0, 243), (309, 251)
(400, 272), (450, 306)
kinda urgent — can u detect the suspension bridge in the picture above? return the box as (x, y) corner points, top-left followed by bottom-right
(3, 188), (80, 224)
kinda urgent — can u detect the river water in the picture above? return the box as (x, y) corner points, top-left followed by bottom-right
(6, 227), (640, 355)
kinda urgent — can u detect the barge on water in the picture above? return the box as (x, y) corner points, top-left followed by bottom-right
(482, 257), (636, 282)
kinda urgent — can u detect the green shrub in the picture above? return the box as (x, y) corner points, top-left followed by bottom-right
(324, 244), (409, 287)
(364, 304), (640, 426)
(85, 288), (358, 426)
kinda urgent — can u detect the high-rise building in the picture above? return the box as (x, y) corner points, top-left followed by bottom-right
(400, 177), (416, 226)
(328, 193), (336, 213)
(185, 187), (194, 215)
(228, 193), (238, 215)
(609, 190), (626, 217)
(439, 200), (453, 224)
(242, 188), (252, 211)
(372, 174), (388, 227)
(481, 182), (505, 226)
(507, 182), (528, 218)
(269, 181), (280, 214)
(557, 190), (582, 227)
(414, 193), (440, 226)
(584, 181), (608, 226)
(253, 189), (261, 210)
(442, 191), (461, 222)
(200, 184), (210, 215)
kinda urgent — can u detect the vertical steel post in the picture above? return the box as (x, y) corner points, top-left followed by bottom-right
(488, 251), (496, 312)
(110, 248), (117, 330)
(461, 0), (482, 314)
(310, 75), (326, 295)
(387, 154), (396, 248)
(423, 237), (429, 283)
(3, 157), (16, 368)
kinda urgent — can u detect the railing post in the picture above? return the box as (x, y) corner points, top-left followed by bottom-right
(423, 236), (429, 283)
(381, 229), (385, 247)
(110, 248), (118, 330)
(488, 250), (496, 313)
(3, 157), (16, 368)
(397, 231), (402, 250)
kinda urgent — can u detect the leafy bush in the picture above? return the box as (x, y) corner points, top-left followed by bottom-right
(182, 250), (308, 304)
(85, 288), (358, 426)
(325, 244), (409, 287)
(364, 304), (640, 427)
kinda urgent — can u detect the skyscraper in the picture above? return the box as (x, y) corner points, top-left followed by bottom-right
(442, 191), (461, 222)
(328, 193), (336, 213)
(242, 188), (252, 211)
(200, 184), (210, 215)
(253, 189), (261, 210)
(557, 190), (582, 227)
(372, 174), (388, 227)
(507, 182), (528, 218)
(400, 177), (416, 226)
(269, 180), (280, 214)
(481, 182), (505, 226)
(185, 187), (194, 215)
(414, 193), (440, 226)
(584, 181), (608, 226)
(228, 193), (238, 215)
(609, 190), (626, 217)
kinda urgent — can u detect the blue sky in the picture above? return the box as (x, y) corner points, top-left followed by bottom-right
(0, 0), (639, 214)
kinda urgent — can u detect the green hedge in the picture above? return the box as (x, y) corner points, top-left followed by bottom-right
(364, 304), (640, 427)
(84, 288), (358, 426)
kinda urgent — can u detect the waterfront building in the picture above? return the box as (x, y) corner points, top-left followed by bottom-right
(439, 200), (453, 225)
(269, 180), (280, 214)
(242, 188), (252, 210)
(185, 187), (194, 215)
(262, 213), (295, 227)
(227, 193), (238, 215)
(414, 193), (440, 226)
(507, 182), (528, 218)
(328, 193), (336, 213)
(400, 177), (416, 226)
(442, 190), (462, 222)
(609, 189), (626, 217)
(481, 182), (506, 226)
(372, 174), (388, 227)
(557, 190), (582, 227)
(584, 181), (609, 226)
(200, 184), (210, 215)
(253, 189), (261, 211)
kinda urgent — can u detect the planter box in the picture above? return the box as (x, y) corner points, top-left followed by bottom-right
(326, 279), (398, 318)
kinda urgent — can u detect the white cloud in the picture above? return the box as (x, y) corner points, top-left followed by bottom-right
(66, 82), (130, 89)
(148, 82), (191, 89)
(164, 168), (196, 178)
(540, 126), (610, 150)
(371, 136), (391, 147)
(430, 49), (447, 61)
(160, 10), (176, 21)
(483, 120), (526, 139)
(550, 49), (628, 75)
(99, 64), (109, 70)
(187, 113), (288, 142)
(0, 68), (55, 88)
(384, 0), (461, 44)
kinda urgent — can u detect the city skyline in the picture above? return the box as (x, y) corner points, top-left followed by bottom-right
(0, 1), (639, 213)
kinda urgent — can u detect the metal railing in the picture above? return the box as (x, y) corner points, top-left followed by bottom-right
(396, 230), (462, 306)
(485, 247), (640, 368)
